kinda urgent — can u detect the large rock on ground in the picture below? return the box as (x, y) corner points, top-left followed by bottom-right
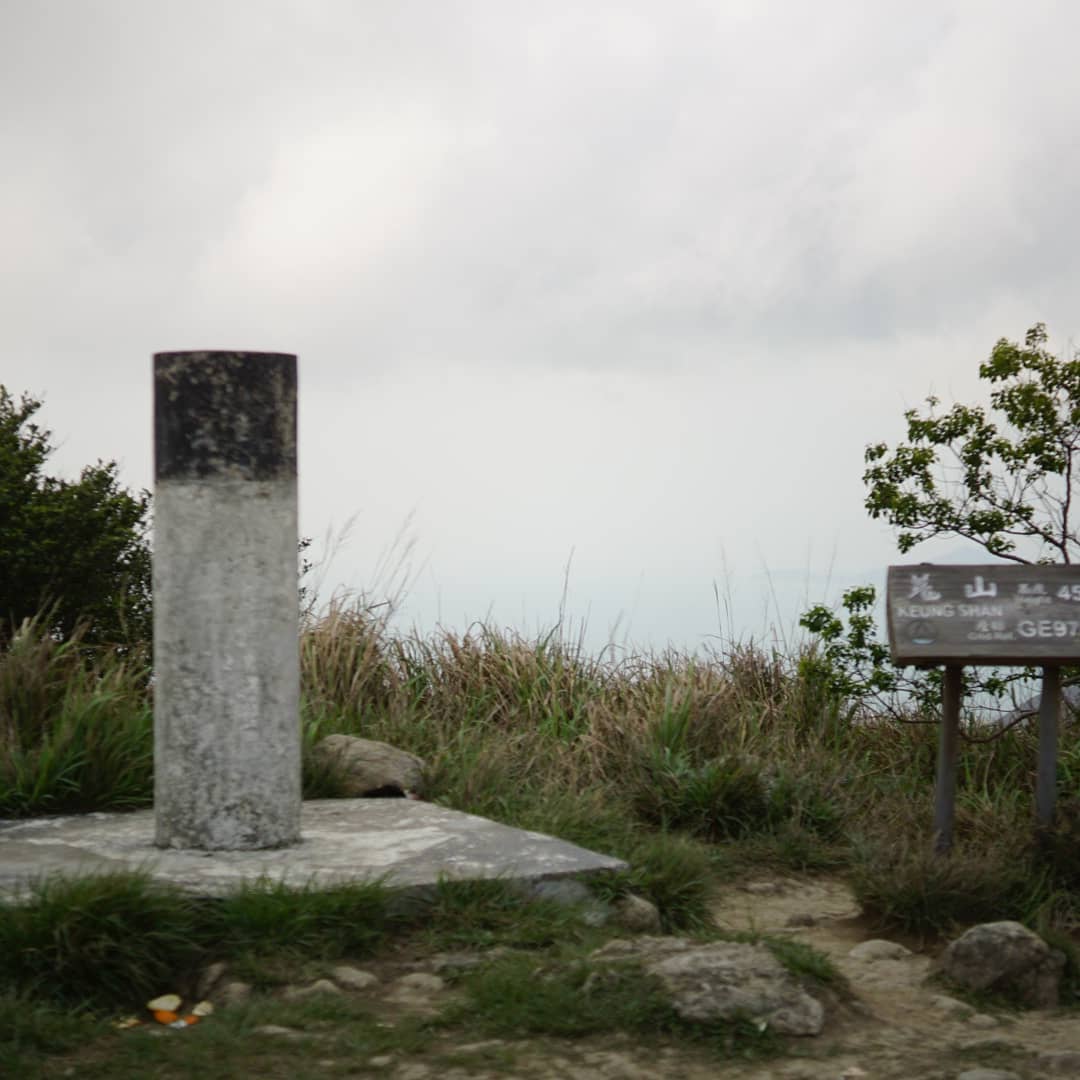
(590, 936), (826, 1035)
(613, 893), (663, 933)
(311, 734), (426, 797)
(937, 921), (1065, 1008)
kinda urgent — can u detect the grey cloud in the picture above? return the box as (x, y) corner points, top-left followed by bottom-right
(8, 2), (1078, 379)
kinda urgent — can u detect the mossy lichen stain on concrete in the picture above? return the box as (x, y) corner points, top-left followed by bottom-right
(154, 352), (297, 482)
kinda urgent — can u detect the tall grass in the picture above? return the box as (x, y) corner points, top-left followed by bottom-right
(0, 615), (152, 816)
(5, 594), (1080, 934)
(292, 595), (1080, 932)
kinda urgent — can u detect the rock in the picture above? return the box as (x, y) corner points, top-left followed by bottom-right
(253, 1024), (304, 1039)
(427, 947), (510, 974)
(1038, 1050), (1080, 1074)
(847, 939), (913, 962)
(937, 921), (1065, 1008)
(212, 980), (252, 1008)
(311, 734), (426, 797)
(957, 1037), (1015, 1054)
(282, 978), (343, 1001)
(395, 1064), (432, 1080)
(743, 880), (785, 895)
(613, 893), (662, 933)
(580, 904), (612, 928)
(529, 878), (593, 905)
(590, 936), (694, 963)
(590, 936), (825, 1036)
(785, 913), (818, 928)
(650, 944), (825, 1035)
(455, 1040), (509, 1054)
(195, 960), (227, 1000)
(955, 1071), (1020, 1080)
(524, 877), (613, 926)
(331, 964), (379, 991)
(929, 993), (970, 1015)
(385, 971), (447, 1016)
(367, 1055), (395, 1068)
(395, 972), (446, 994)
(967, 1013), (1000, 1028)
(578, 1050), (660, 1078)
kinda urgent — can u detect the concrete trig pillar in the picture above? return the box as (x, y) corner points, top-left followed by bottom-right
(153, 351), (301, 849)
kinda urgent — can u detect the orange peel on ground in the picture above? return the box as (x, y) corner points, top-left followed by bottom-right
(146, 993), (212, 1028)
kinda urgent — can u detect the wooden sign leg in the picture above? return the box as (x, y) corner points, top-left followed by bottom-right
(1036, 665), (1060, 830)
(933, 665), (963, 854)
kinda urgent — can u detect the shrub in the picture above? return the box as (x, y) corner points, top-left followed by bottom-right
(848, 829), (1040, 935)
(0, 387), (151, 648)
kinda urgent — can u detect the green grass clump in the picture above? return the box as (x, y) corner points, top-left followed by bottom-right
(848, 831), (1041, 936)
(0, 616), (152, 816)
(0, 990), (100, 1077)
(0, 872), (204, 1009)
(208, 876), (390, 960)
(759, 936), (847, 991)
(634, 748), (769, 839)
(447, 951), (780, 1059)
(450, 953), (674, 1037)
(0, 871), (398, 1009)
(611, 832), (718, 932)
(400, 877), (600, 953)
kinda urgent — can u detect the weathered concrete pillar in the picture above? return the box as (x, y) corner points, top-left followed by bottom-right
(153, 352), (301, 850)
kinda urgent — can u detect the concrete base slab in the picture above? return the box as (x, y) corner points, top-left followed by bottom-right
(0, 800), (628, 900)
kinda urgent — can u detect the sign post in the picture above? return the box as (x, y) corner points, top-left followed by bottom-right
(1037, 664), (1060, 828)
(933, 665), (963, 855)
(887, 564), (1079, 852)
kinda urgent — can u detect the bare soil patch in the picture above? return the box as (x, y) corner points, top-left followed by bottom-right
(705, 876), (1080, 1080)
(369, 876), (1080, 1079)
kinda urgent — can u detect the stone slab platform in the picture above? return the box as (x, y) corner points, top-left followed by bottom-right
(0, 799), (627, 900)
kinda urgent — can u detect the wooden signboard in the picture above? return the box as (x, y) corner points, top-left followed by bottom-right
(885, 563), (1076, 853)
(887, 564), (1080, 666)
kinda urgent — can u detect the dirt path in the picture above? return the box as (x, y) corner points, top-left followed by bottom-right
(702, 876), (1080, 1080)
(405, 876), (1080, 1079)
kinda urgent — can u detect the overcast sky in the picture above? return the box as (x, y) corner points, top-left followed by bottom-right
(4, 1), (1080, 653)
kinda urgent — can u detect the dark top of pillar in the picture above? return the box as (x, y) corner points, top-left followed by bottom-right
(154, 352), (297, 482)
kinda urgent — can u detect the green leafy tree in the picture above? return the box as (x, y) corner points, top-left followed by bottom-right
(802, 324), (1079, 721)
(0, 387), (151, 647)
(864, 323), (1080, 564)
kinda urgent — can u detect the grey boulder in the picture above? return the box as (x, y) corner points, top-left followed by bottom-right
(613, 893), (663, 934)
(590, 936), (826, 1036)
(937, 921), (1065, 1008)
(311, 734), (426, 797)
